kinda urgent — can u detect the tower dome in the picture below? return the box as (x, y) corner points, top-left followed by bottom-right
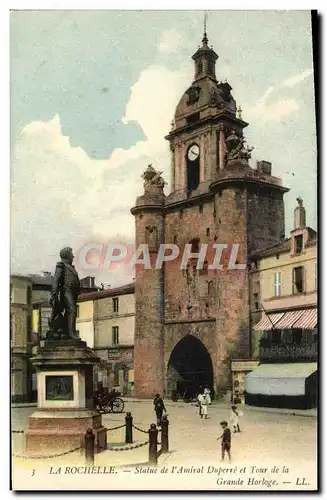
(173, 31), (237, 130)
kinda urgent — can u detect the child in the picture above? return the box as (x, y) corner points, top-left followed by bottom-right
(204, 387), (212, 405)
(153, 394), (166, 426)
(197, 391), (204, 418)
(217, 421), (231, 462)
(230, 405), (242, 433)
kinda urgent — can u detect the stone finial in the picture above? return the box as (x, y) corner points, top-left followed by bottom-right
(294, 197), (306, 230)
(237, 105), (243, 120)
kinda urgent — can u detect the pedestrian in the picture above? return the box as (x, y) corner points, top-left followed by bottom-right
(230, 405), (242, 433)
(197, 390), (204, 418)
(204, 387), (212, 404)
(197, 390), (210, 419)
(153, 393), (166, 426)
(217, 421), (231, 462)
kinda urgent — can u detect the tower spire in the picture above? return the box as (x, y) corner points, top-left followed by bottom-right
(202, 11), (208, 45)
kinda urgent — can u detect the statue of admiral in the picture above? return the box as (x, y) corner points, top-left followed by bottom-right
(48, 247), (81, 339)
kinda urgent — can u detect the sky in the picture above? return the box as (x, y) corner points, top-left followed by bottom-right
(10, 10), (317, 286)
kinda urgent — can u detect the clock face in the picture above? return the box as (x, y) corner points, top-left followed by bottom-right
(188, 144), (200, 162)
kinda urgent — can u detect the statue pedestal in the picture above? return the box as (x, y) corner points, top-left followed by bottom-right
(25, 338), (107, 454)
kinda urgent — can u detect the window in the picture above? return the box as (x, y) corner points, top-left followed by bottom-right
(112, 326), (119, 346)
(295, 235), (303, 254)
(190, 238), (200, 253)
(274, 272), (281, 297)
(76, 305), (80, 318)
(196, 61), (203, 77)
(293, 266), (304, 294)
(312, 328), (318, 343)
(113, 297), (119, 313)
(253, 293), (259, 311)
(27, 287), (32, 305)
(282, 329), (293, 344)
(271, 330), (281, 345)
(292, 329), (302, 345)
(206, 227), (210, 237)
(208, 60), (215, 76)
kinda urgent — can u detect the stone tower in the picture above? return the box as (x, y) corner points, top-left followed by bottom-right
(131, 166), (166, 396)
(132, 30), (289, 399)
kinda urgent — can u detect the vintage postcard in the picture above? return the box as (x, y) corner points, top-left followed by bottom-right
(10, 9), (318, 492)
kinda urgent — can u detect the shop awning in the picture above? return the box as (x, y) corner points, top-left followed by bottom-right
(244, 363), (317, 396)
(292, 309), (317, 329)
(253, 312), (285, 331)
(274, 310), (305, 329)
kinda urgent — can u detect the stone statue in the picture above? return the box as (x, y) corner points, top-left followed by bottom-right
(47, 247), (81, 340)
(142, 165), (166, 193)
(225, 130), (254, 164)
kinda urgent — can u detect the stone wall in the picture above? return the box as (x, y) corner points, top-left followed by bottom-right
(133, 211), (165, 397)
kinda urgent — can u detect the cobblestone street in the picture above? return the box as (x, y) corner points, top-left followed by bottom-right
(12, 400), (317, 490)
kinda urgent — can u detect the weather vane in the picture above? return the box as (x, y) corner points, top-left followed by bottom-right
(203, 11), (208, 44)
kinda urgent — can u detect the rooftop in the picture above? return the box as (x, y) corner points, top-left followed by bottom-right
(78, 282), (135, 302)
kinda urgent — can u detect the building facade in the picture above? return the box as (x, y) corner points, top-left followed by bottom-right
(131, 31), (289, 398)
(78, 283), (135, 395)
(10, 275), (34, 403)
(245, 199), (317, 409)
(11, 272), (99, 403)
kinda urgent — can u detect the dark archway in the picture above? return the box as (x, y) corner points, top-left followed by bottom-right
(166, 335), (213, 397)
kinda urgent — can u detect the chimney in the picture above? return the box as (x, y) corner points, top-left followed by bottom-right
(294, 197), (306, 230)
(256, 160), (272, 176)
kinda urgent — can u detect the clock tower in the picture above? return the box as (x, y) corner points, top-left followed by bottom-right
(166, 29), (250, 196)
(132, 29), (289, 399)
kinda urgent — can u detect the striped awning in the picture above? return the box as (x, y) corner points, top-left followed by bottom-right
(292, 309), (317, 329)
(274, 310), (305, 329)
(253, 312), (285, 331)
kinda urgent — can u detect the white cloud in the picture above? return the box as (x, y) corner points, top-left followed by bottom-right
(262, 99), (300, 122)
(158, 29), (184, 53)
(246, 85), (299, 123)
(11, 61), (192, 286)
(245, 67), (313, 124)
(283, 68), (313, 88)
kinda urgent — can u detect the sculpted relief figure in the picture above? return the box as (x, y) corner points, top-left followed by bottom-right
(142, 164), (166, 194)
(48, 247), (81, 340)
(225, 130), (254, 165)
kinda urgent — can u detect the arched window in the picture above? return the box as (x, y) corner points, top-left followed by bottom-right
(196, 61), (203, 77)
(187, 158), (200, 193)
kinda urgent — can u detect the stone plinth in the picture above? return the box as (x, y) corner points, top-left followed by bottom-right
(26, 409), (107, 453)
(25, 338), (107, 454)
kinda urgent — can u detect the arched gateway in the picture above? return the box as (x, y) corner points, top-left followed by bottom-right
(166, 335), (213, 398)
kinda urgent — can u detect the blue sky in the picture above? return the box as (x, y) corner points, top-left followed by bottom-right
(10, 10), (317, 285)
